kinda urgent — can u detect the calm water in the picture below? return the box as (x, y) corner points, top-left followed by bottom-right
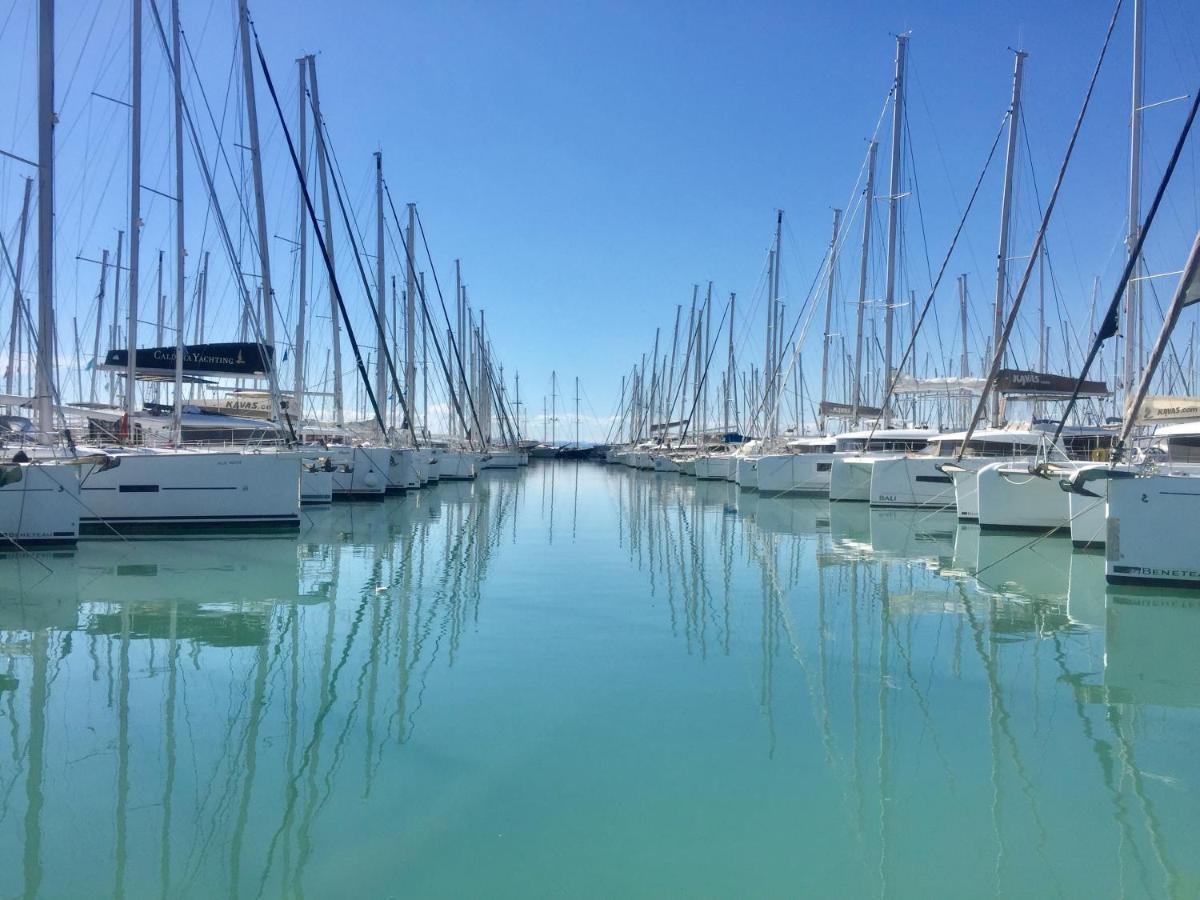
(0, 462), (1198, 898)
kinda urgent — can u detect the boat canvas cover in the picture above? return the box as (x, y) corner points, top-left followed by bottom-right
(101, 342), (274, 379)
(819, 401), (884, 419)
(994, 369), (1107, 398)
(891, 375), (987, 395)
(1136, 395), (1200, 423)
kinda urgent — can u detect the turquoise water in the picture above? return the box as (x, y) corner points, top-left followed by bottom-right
(0, 462), (1198, 898)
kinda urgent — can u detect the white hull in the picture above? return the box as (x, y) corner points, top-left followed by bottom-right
(77, 449), (301, 533)
(0, 463), (81, 546)
(979, 465), (1099, 535)
(829, 455), (877, 502)
(755, 452), (832, 495)
(952, 457), (1036, 521)
(652, 455), (680, 473)
(331, 447), (389, 498)
(735, 457), (759, 490)
(1069, 478), (1107, 549)
(300, 464), (334, 504)
(480, 450), (522, 469)
(868, 456), (958, 510)
(1106, 471), (1200, 587)
(679, 458), (698, 476)
(385, 449), (421, 492)
(975, 461), (1081, 532)
(951, 469), (979, 520)
(439, 450), (478, 480)
(419, 448), (442, 484)
(695, 456), (733, 480)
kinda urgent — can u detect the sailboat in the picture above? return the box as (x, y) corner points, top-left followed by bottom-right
(1102, 227), (1200, 586)
(0, 0), (88, 547)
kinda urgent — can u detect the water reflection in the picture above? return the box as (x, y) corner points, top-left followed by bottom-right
(603, 465), (1199, 897)
(0, 463), (1196, 897)
(0, 474), (521, 898)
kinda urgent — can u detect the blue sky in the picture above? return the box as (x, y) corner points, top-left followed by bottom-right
(2, 0), (1199, 439)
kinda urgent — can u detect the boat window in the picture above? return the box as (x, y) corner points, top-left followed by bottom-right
(1062, 433), (1115, 461)
(836, 439), (865, 452)
(865, 438), (929, 452)
(1167, 435), (1200, 464)
(961, 439), (1039, 457)
(923, 441), (960, 456)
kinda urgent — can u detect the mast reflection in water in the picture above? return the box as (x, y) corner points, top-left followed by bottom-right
(0, 463), (1197, 897)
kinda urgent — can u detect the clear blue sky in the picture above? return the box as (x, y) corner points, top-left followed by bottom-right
(2, 0), (1199, 439)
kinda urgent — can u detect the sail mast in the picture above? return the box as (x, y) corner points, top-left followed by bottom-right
(1123, 0), (1146, 406)
(124, 0), (143, 427)
(237, 0), (280, 424)
(375, 152), (387, 437)
(170, 0), (185, 442)
(9, 178), (32, 401)
(35, 0), (55, 437)
(881, 34), (908, 430)
(307, 56), (342, 426)
(852, 141), (878, 425)
(293, 58), (308, 420)
(405, 203), (417, 441)
(990, 49), (1027, 427)
(818, 207), (841, 433)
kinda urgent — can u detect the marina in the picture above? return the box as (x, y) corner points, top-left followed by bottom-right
(1, 461), (1198, 896)
(2, 0), (1200, 895)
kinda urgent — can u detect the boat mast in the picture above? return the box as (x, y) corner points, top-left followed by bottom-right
(35, 0), (55, 438)
(725, 292), (736, 437)
(405, 203), (417, 442)
(1123, 0), (1145, 408)
(170, 0), (185, 442)
(990, 49), (1027, 427)
(881, 34), (908, 430)
(852, 141), (878, 425)
(307, 56), (343, 427)
(551, 370), (557, 445)
(8, 177), (32, 401)
(237, 0), (281, 425)
(575, 375), (580, 447)
(293, 58), (308, 421)
(771, 213), (782, 437)
(665, 304), (681, 443)
(421, 271), (427, 433)
(375, 152), (387, 438)
(818, 207), (842, 434)
(88, 247), (108, 404)
(124, 0), (144, 428)
(454, 259), (462, 438)
(703, 281), (712, 446)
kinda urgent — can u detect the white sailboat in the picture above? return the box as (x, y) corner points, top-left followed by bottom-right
(1, 0), (82, 548)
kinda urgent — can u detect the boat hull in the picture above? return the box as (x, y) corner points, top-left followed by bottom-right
(868, 456), (958, 510)
(976, 461), (1073, 532)
(1106, 472), (1200, 587)
(0, 463), (80, 546)
(480, 450), (522, 469)
(300, 464), (334, 504)
(735, 457), (759, 490)
(78, 450), (301, 534)
(755, 453), (832, 495)
(1069, 477), (1107, 550)
(829, 455), (876, 502)
(652, 455), (680, 473)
